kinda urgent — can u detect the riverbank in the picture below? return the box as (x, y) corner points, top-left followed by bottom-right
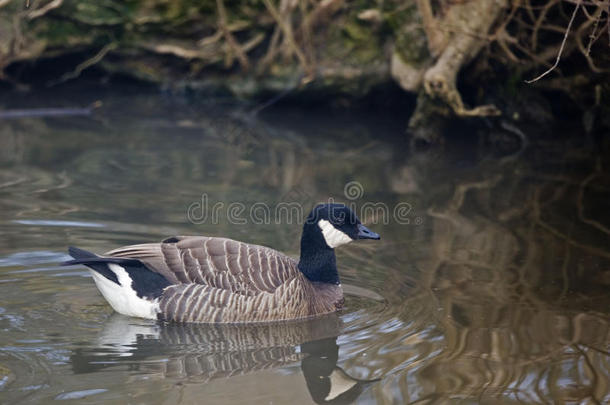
(1, 1), (609, 144)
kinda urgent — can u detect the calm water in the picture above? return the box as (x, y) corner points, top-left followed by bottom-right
(0, 92), (609, 404)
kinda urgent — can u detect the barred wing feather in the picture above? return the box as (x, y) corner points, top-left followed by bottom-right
(105, 236), (300, 295)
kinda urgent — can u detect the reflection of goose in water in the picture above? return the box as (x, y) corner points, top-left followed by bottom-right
(71, 314), (377, 404)
(300, 338), (379, 404)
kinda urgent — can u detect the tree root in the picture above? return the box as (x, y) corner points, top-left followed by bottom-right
(417, 0), (507, 117)
(424, 62), (501, 117)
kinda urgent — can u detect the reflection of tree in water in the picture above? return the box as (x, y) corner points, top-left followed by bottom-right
(403, 142), (610, 403)
(71, 314), (376, 404)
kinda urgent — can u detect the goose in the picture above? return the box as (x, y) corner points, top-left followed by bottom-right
(62, 203), (380, 323)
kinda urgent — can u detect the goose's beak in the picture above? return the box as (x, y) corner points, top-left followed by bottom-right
(357, 224), (380, 240)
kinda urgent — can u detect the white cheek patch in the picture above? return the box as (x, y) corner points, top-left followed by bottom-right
(318, 219), (352, 248)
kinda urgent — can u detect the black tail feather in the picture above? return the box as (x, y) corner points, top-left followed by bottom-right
(68, 246), (97, 260)
(63, 246), (171, 298)
(63, 246), (139, 285)
(62, 246), (141, 267)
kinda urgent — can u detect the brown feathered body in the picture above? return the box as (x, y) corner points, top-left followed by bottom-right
(105, 236), (344, 323)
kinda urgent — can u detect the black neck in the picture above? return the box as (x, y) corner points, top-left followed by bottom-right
(298, 223), (340, 284)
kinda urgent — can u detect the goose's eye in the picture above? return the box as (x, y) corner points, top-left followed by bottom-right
(332, 216), (345, 226)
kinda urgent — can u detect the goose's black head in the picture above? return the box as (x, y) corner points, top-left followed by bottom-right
(298, 203), (380, 284)
(306, 203), (380, 247)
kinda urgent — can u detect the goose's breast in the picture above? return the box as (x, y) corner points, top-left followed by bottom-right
(308, 282), (344, 313)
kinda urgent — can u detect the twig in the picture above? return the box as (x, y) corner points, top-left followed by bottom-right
(298, 0), (315, 69)
(198, 30), (223, 47)
(531, 0), (555, 51)
(262, 0), (312, 81)
(258, 26), (281, 73)
(585, 10), (605, 54)
(47, 42), (117, 86)
(150, 43), (215, 59)
(216, 0), (250, 71)
(27, 0), (63, 20)
(491, 1), (520, 42)
(512, 40), (558, 69)
(495, 32), (521, 63)
(577, 159), (610, 236)
(299, 0), (344, 66)
(525, 0), (582, 83)
(576, 7), (610, 72)
(146, 34), (262, 63)
(536, 216), (610, 259)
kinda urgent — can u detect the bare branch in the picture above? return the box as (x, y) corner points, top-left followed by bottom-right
(262, 0), (312, 81)
(216, 0), (250, 71)
(27, 0), (63, 20)
(47, 42), (117, 86)
(525, 0), (582, 83)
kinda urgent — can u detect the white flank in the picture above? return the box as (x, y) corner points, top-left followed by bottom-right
(325, 368), (358, 401)
(318, 219), (352, 248)
(89, 263), (160, 320)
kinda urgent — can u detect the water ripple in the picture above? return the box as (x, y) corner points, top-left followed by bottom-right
(13, 220), (105, 228)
